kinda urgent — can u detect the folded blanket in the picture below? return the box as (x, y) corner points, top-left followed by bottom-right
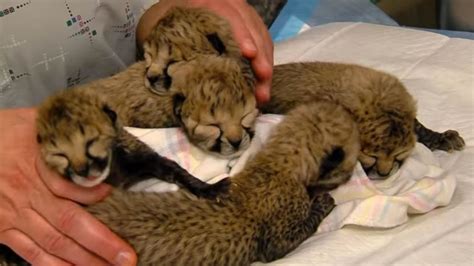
(127, 113), (456, 232)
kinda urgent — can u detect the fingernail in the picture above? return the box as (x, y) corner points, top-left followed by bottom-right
(115, 252), (134, 266)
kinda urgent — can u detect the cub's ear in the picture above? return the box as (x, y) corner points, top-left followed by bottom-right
(172, 93), (186, 121)
(206, 33), (226, 55)
(142, 40), (156, 68)
(102, 105), (117, 124)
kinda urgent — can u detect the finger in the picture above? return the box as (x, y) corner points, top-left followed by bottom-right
(0, 229), (70, 266)
(36, 155), (112, 205)
(18, 208), (107, 265)
(246, 6), (274, 76)
(246, 5), (274, 64)
(254, 79), (272, 105)
(31, 198), (137, 266)
(234, 5), (273, 104)
(253, 58), (273, 105)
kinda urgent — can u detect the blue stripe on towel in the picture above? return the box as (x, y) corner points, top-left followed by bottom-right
(270, 0), (321, 42)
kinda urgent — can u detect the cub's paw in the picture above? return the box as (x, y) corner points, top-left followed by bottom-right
(312, 192), (336, 217)
(429, 130), (465, 152)
(192, 177), (231, 200)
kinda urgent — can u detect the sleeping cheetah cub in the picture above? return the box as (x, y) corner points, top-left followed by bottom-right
(36, 85), (229, 198)
(263, 62), (465, 176)
(142, 6), (242, 93)
(142, 7), (465, 177)
(85, 101), (359, 265)
(4, 102), (356, 265)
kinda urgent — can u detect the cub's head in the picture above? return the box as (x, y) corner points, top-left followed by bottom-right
(358, 110), (417, 178)
(146, 54), (258, 158)
(37, 91), (118, 187)
(143, 15), (258, 157)
(142, 7), (240, 87)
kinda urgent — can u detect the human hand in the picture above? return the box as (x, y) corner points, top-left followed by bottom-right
(137, 0), (273, 105)
(0, 108), (136, 265)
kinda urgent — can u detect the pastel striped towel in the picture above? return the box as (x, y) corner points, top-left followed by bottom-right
(126, 114), (457, 233)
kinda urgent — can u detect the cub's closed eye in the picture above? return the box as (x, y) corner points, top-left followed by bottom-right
(147, 76), (160, 85)
(53, 153), (68, 159)
(395, 151), (411, 161)
(86, 138), (98, 150)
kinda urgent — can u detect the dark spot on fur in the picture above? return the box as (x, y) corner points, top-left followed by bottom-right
(172, 93), (186, 122)
(79, 124), (85, 135)
(102, 105), (117, 124)
(211, 103), (216, 116)
(36, 134), (42, 143)
(206, 33), (226, 55)
(319, 147), (345, 179)
(50, 102), (70, 122)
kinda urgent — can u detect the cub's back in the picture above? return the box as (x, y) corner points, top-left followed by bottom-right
(88, 190), (256, 265)
(266, 62), (416, 117)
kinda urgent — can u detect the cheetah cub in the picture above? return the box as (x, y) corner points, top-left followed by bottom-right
(86, 101), (359, 265)
(141, 7), (259, 157)
(36, 86), (229, 198)
(142, 6), (242, 93)
(263, 62), (465, 177)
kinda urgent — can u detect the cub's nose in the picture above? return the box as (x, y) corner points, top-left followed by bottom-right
(376, 169), (391, 177)
(229, 139), (242, 149)
(74, 164), (90, 177)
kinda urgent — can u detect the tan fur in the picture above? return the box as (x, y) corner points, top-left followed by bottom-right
(87, 102), (359, 265)
(143, 6), (241, 89)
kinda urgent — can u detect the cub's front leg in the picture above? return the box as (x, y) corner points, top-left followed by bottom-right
(36, 88), (229, 199)
(414, 119), (465, 152)
(110, 130), (230, 198)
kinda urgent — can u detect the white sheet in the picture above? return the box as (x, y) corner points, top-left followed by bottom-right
(129, 22), (473, 264)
